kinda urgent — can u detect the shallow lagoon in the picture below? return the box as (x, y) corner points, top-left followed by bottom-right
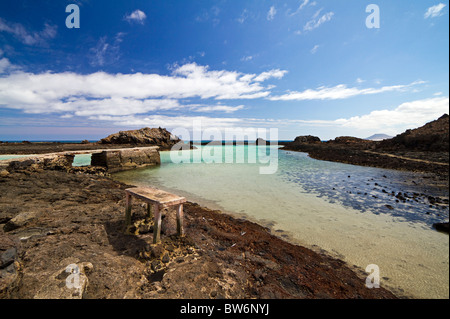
(99, 146), (450, 298)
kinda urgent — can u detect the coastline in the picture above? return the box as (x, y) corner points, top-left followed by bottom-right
(280, 142), (449, 182)
(0, 161), (396, 299)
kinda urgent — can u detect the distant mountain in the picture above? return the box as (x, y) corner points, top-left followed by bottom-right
(365, 134), (393, 141)
(377, 114), (449, 152)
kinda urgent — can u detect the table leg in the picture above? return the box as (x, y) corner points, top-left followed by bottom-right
(125, 192), (132, 230)
(147, 202), (152, 219)
(153, 204), (161, 244)
(176, 204), (184, 237)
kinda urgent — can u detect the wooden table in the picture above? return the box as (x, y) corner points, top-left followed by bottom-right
(125, 187), (186, 243)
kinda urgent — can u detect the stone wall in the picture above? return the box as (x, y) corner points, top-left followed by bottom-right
(90, 146), (160, 173)
(2, 154), (75, 173)
(1, 147), (161, 175)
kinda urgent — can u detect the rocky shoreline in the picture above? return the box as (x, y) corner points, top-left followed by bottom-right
(0, 166), (396, 299)
(281, 115), (449, 180)
(1, 117), (448, 299)
(280, 115), (449, 234)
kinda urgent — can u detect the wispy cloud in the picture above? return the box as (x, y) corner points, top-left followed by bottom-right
(190, 104), (245, 113)
(424, 3), (447, 18)
(267, 6), (277, 21)
(124, 9), (147, 24)
(237, 9), (249, 24)
(0, 18), (57, 46)
(287, 0), (312, 16)
(269, 80), (425, 101)
(0, 58), (12, 74)
(303, 11), (334, 32)
(310, 44), (320, 54)
(89, 33), (125, 67)
(253, 69), (288, 82)
(89, 114), (245, 130)
(196, 6), (221, 26)
(0, 50), (19, 74)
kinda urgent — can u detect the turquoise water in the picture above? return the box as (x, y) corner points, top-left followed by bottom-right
(0, 154), (91, 167)
(0, 155), (31, 160)
(70, 146), (450, 298)
(72, 154), (92, 167)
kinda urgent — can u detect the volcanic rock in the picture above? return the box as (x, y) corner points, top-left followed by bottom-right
(292, 135), (321, 144)
(99, 127), (182, 151)
(377, 114), (449, 152)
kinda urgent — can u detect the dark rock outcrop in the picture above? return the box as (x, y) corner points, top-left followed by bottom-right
(99, 127), (182, 151)
(293, 135), (321, 144)
(256, 138), (267, 145)
(0, 233), (21, 298)
(328, 136), (375, 148)
(281, 115), (449, 177)
(377, 114), (449, 152)
(5, 154), (74, 173)
(433, 222), (449, 234)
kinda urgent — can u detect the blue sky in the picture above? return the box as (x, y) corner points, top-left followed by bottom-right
(0, 0), (448, 141)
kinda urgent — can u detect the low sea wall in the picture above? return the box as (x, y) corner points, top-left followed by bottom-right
(91, 146), (160, 173)
(0, 146), (161, 174)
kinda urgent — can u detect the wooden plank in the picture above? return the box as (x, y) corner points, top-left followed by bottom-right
(125, 192), (132, 229)
(147, 202), (152, 219)
(153, 204), (161, 244)
(176, 204), (184, 237)
(126, 187), (186, 206)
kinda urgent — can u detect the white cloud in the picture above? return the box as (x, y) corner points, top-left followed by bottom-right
(269, 80), (425, 101)
(0, 57), (15, 74)
(89, 33), (125, 67)
(424, 3), (446, 18)
(0, 18), (57, 46)
(331, 97), (449, 132)
(267, 6), (277, 21)
(74, 96), (448, 136)
(241, 55), (253, 62)
(310, 45), (320, 54)
(0, 63), (286, 117)
(254, 69), (288, 82)
(237, 9), (249, 24)
(124, 9), (147, 24)
(190, 104), (245, 113)
(89, 114), (244, 130)
(196, 6), (221, 26)
(288, 0), (310, 16)
(278, 97), (448, 134)
(303, 11), (334, 31)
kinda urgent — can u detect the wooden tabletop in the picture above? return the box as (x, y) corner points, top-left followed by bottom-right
(125, 187), (186, 206)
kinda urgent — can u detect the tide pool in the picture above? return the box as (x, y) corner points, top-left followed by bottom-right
(112, 145), (448, 298)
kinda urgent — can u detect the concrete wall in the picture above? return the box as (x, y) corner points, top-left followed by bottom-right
(91, 146), (160, 172)
(2, 154), (75, 172)
(1, 147), (161, 174)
